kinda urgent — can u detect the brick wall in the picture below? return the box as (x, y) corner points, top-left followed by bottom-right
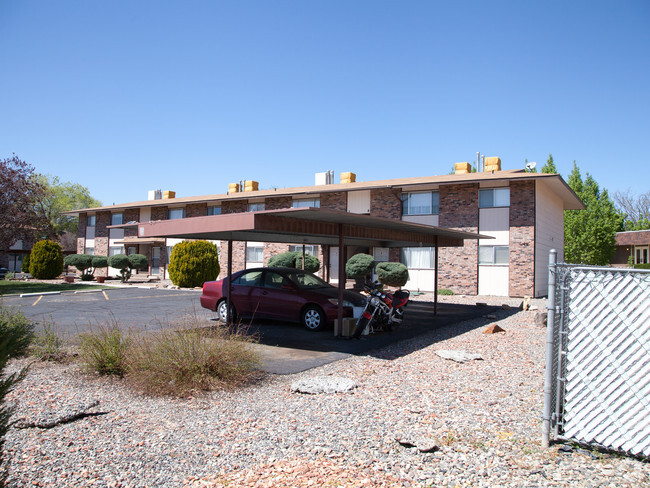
(222, 200), (247, 214)
(370, 188), (401, 219)
(321, 192), (347, 211)
(438, 184), (479, 295)
(266, 196), (292, 210)
(94, 211), (110, 257)
(151, 206), (168, 221)
(186, 203), (207, 218)
(509, 180), (535, 296)
(77, 213), (86, 253)
(124, 208), (140, 237)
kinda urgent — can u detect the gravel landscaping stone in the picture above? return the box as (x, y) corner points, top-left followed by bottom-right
(3, 293), (649, 487)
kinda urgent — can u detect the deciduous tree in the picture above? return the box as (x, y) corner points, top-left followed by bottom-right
(613, 189), (650, 231)
(0, 155), (48, 251)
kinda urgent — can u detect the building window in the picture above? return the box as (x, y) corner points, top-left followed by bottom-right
(401, 247), (435, 269)
(207, 205), (221, 216)
(127, 246), (137, 255)
(109, 246), (124, 256)
(478, 246), (510, 265)
(168, 208), (186, 220)
(289, 245), (319, 256)
(111, 213), (124, 226)
(248, 202), (265, 212)
(292, 198), (320, 208)
(85, 247), (94, 255)
(402, 192), (439, 216)
(246, 245), (264, 264)
(479, 188), (510, 208)
(87, 215), (96, 227)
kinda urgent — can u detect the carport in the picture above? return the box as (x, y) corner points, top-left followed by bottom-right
(137, 207), (490, 325)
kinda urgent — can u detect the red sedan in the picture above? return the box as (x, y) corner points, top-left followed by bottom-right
(200, 267), (365, 331)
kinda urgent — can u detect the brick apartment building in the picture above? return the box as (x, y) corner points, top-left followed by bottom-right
(66, 159), (583, 297)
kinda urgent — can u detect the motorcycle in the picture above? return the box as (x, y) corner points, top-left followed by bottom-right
(352, 282), (410, 339)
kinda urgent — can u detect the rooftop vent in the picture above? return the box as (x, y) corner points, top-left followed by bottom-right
(228, 183), (240, 193)
(148, 189), (162, 200)
(454, 162), (471, 175)
(341, 172), (356, 184)
(484, 157), (501, 172)
(244, 180), (259, 192)
(162, 190), (176, 199)
(315, 170), (334, 185)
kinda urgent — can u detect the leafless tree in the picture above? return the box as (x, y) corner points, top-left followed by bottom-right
(613, 189), (650, 231)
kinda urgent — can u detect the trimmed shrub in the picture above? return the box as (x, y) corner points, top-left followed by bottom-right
(268, 251), (321, 273)
(108, 254), (132, 282)
(633, 263), (650, 270)
(168, 240), (220, 288)
(375, 262), (409, 287)
(29, 240), (64, 279)
(0, 305), (35, 359)
(64, 254), (94, 279)
(21, 252), (30, 273)
(345, 253), (375, 278)
(267, 251), (298, 268)
(438, 288), (454, 295)
(92, 255), (108, 270)
(128, 254), (149, 271)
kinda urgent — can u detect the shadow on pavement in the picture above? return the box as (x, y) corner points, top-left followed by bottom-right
(217, 301), (507, 358)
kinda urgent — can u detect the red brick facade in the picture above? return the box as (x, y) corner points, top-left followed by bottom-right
(438, 184), (479, 295)
(509, 181), (535, 296)
(370, 188), (401, 219)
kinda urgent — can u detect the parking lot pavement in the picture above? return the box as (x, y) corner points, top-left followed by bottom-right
(1, 287), (211, 335)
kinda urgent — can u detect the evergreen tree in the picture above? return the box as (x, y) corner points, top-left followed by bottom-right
(541, 154), (559, 174)
(564, 162), (624, 265)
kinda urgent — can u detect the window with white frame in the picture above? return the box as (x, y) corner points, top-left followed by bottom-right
(168, 208), (186, 220)
(87, 215), (96, 227)
(479, 188), (510, 208)
(207, 205), (221, 216)
(401, 247), (435, 269)
(289, 245), (319, 256)
(292, 198), (320, 208)
(248, 202), (265, 212)
(111, 213), (124, 226)
(85, 247), (94, 255)
(402, 192), (439, 216)
(478, 246), (510, 265)
(246, 245), (264, 264)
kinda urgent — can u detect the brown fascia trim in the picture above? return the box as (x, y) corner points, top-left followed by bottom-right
(64, 170), (580, 215)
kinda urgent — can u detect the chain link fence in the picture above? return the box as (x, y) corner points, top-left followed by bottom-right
(542, 251), (650, 457)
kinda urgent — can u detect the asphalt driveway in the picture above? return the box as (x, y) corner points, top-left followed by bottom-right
(3, 287), (503, 374)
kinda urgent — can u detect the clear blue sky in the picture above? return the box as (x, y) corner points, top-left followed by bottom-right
(1, 1), (648, 206)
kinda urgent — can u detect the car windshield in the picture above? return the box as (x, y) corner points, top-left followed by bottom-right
(286, 271), (330, 289)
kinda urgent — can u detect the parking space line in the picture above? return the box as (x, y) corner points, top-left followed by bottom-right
(32, 296), (43, 306)
(102, 291), (109, 300)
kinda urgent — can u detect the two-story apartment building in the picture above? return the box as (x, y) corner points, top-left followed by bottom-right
(67, 159), (583, 297)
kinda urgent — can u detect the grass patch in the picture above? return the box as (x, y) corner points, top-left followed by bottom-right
(31, 322), (67, 361)
(0, 281), (107, 296)
(78, 323), (132, 377)
(438, 288), (455, 295)
(126, 318), (260, 397)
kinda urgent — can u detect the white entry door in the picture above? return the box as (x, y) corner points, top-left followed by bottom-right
(329, 247), (339, 283)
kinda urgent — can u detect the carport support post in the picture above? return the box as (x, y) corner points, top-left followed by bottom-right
(227, 239), (233, 326)
(337, 225), (345, 329)
(434, 236), (439, 316)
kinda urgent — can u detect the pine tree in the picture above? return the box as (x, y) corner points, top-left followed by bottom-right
(541, 154), (559, 174)
(564, 162), (624, 265)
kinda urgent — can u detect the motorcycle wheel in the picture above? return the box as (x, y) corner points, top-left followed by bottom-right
(352, 316), (370, 339)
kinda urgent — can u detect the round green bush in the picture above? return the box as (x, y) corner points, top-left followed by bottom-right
(92, 255), (108, 269)
(29, 240), (64, 279)
(295, 253), (320, 273)
(127, 254), (149, 271)
(345, 253), (375, 278)
(267, 251), (297, 268)
(64, 254), (93, 273)
(375, 262), (409, 287)
(168, 240), (220, 288)
(108, 254), (131, 282)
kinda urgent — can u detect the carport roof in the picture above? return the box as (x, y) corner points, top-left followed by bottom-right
(137, 207), (491, 247)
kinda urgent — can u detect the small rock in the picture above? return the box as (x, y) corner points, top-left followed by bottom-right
(522, 296), (531, 311)
(535, 312), (548, 327)
(476, 302), (488, 307)
(435, 350), (483, 363)
(290, 376), (358, 394)
(486, 314), (497, 319)
(483, 324), (505, 334)
(501, 304), (511, 310)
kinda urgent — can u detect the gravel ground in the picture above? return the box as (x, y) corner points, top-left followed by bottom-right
(4, 294), (649, 487)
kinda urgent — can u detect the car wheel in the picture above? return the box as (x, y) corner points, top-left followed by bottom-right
(301, 305), (326, 331)
(217, 300), (236, 323)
